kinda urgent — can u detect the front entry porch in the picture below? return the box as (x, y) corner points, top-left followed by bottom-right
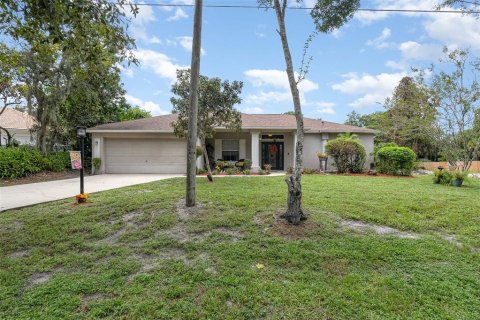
(261, 142), (284, 170)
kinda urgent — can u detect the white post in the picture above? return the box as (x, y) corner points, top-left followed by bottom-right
(251, 131), (260, 172)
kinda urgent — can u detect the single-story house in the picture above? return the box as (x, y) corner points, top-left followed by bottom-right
(87, 113), (376, 174)
(0, 108), (37, 146)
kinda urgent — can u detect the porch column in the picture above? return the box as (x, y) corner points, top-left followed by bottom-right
(251, 131), (260, 172)
(196, 138), (204, 170)
(293, 132), (297, 166)
(321, 133), (329, 153)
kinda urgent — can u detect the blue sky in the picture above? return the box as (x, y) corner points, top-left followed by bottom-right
(121, 0), (480, 123)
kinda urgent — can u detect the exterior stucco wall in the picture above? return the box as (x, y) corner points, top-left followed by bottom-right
(1, 129), (36, 146)
(303, 133), (375, 171)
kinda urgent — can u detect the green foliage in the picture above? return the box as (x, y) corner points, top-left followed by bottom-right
(325, 136), (366, 173)
(197, 168), (208, 175)
(376, 146), (417, 176)
(243, 169), (251, 175)
(0, 147), (68, 179)
(433, 170), (452, 185)
(257, 169), (266, 175)
(451, 170), (468, 182)
(44, 152), (70, 172)
(171, 69), (243, 141)
(116, 105), (151, 122)
(93, 157), (102, 170)
(374, 142), (398, 158)
(225, 168), (234, 175)
(263, 164), (272, 174)
(310, 0), (361, 33)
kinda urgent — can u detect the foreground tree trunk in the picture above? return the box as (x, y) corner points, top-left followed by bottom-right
(186, 0), (203, 207)
(273, 0), (306, 224)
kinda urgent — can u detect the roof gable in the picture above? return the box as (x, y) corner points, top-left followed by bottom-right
(0, 109), (37, 130)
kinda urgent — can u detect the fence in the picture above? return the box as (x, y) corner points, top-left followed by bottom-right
(419, 161), (480, 172)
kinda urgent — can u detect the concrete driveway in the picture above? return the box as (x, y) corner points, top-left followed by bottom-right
(0, 174), (184, 212)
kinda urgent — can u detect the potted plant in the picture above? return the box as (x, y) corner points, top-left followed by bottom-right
(451, 170), (467, 187)
(316, 152), (328, 159)
(433, 169), (452, 185)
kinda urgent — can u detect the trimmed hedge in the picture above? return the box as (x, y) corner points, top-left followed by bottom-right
(0, 147), (70, 179)
(325, 137), (366, 173)
(376, 146), (416, 176)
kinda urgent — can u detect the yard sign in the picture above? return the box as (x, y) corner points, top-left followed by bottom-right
(69, 151), (82, 170)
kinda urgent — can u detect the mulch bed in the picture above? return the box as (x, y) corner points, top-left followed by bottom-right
(0, 170), (87, 187)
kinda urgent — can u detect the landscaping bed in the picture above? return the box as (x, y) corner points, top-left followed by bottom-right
(0, 170), (82, 187)
(1, 175), (479, 319)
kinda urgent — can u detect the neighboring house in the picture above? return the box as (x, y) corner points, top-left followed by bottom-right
(0, 108), (37, 146)
(87, 113), (376, 174)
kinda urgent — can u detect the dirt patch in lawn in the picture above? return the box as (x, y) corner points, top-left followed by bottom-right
(339, 219), (419, 239)
(9, 250), (30, 259)
(25, 267), (62, 290)
(175, 199), (207, 221)
(80, 293), (108, 313)
(0, 170), (86, 187)
(256, 211), (319, 240)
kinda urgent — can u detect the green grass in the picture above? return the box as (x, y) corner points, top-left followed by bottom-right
(1, 175), (480, 319)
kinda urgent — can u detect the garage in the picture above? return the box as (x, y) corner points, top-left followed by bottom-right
(104, 138), (187, 174)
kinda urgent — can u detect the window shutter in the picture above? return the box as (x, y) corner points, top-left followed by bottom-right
(215, 139), (222, 160)
(239, 139), (246, 159)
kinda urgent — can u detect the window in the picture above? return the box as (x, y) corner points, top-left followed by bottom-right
(261, 134), (284, 140)
(222, 140), (239, 161)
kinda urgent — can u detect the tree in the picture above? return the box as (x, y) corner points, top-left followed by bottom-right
(185, 0), (203, 207)
(258, 0), (359, 224)
(382, 76), (438, 159)
(438, 1), (480, 17)
(283, 111), (296, 115)
(171, 69), (243, 180)
(117, 105), (151, 122)
(0, 0), (137, 152)
(428, 48), (480, 170)
(0, 44), (24, 146)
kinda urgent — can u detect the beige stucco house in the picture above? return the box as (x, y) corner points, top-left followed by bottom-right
(87, 113), (376, 174)
(0, 108), (37, 146)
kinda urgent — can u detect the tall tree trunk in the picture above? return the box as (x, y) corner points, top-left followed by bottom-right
(273, 0), (306, 224)
(186, 0), (203, 207)
(0, 126), (13, 146)
(202, 140), (213, 182)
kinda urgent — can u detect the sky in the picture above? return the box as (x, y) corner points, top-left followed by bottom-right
(120, 0), (480, 123)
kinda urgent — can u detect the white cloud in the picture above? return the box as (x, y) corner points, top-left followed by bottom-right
(126, 2), (162, 45)
(176, 36), (206, 55)
(125, 94), (169, 116)
(398, 41), (444, 60)
(355, 0), (439, 24)
(244, 69), (319, 105)
(134, 49), (187, 82)
(314, 102), (336, 114)
(365, 27), (394, 49)
(167, 8), (188, 21)
(332, 72), (406, 108)
(317, 106), (336, 115)
(255, 32), (266, 38)
(243, 107), (264, 114)
(244, 69), (319, 93)
(424, 13), (480, 51)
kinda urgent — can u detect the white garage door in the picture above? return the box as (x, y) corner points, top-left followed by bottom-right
(105, 138), (187, 174)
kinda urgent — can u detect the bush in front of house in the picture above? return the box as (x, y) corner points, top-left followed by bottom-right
(325, 136), (366, 173)
(0, 147), (70, 179)
(376, 146), (417, 176)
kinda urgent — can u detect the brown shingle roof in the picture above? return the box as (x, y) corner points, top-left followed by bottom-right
(0, 108), (37, 130)
(88, 113), (376, 134)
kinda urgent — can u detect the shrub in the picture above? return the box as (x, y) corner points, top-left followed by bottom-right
(93, 157), (102, 172)
(225, 168), (234, 175)
(263, 164), (272, 174)
(325, 137), (366, 173)
(433, 169), (452, 185)
(243, 169), (251, 175)
(44, 152), (70, 172)
(374, 142), (398, 158)
(0, 147), (45, 179)
(197, 168), (208, 174)
(376, 146), (416, 176)
(0, 147), (71, 179)
(258, 169), (266, 175)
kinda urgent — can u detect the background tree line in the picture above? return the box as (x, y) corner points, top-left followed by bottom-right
(0, 0), (150, 153)
(345, 48), (480, 170)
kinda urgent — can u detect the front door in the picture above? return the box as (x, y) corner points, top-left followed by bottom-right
(261, 142), (284, 170)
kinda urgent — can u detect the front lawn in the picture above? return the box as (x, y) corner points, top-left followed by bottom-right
(1, 175), (480, 319)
